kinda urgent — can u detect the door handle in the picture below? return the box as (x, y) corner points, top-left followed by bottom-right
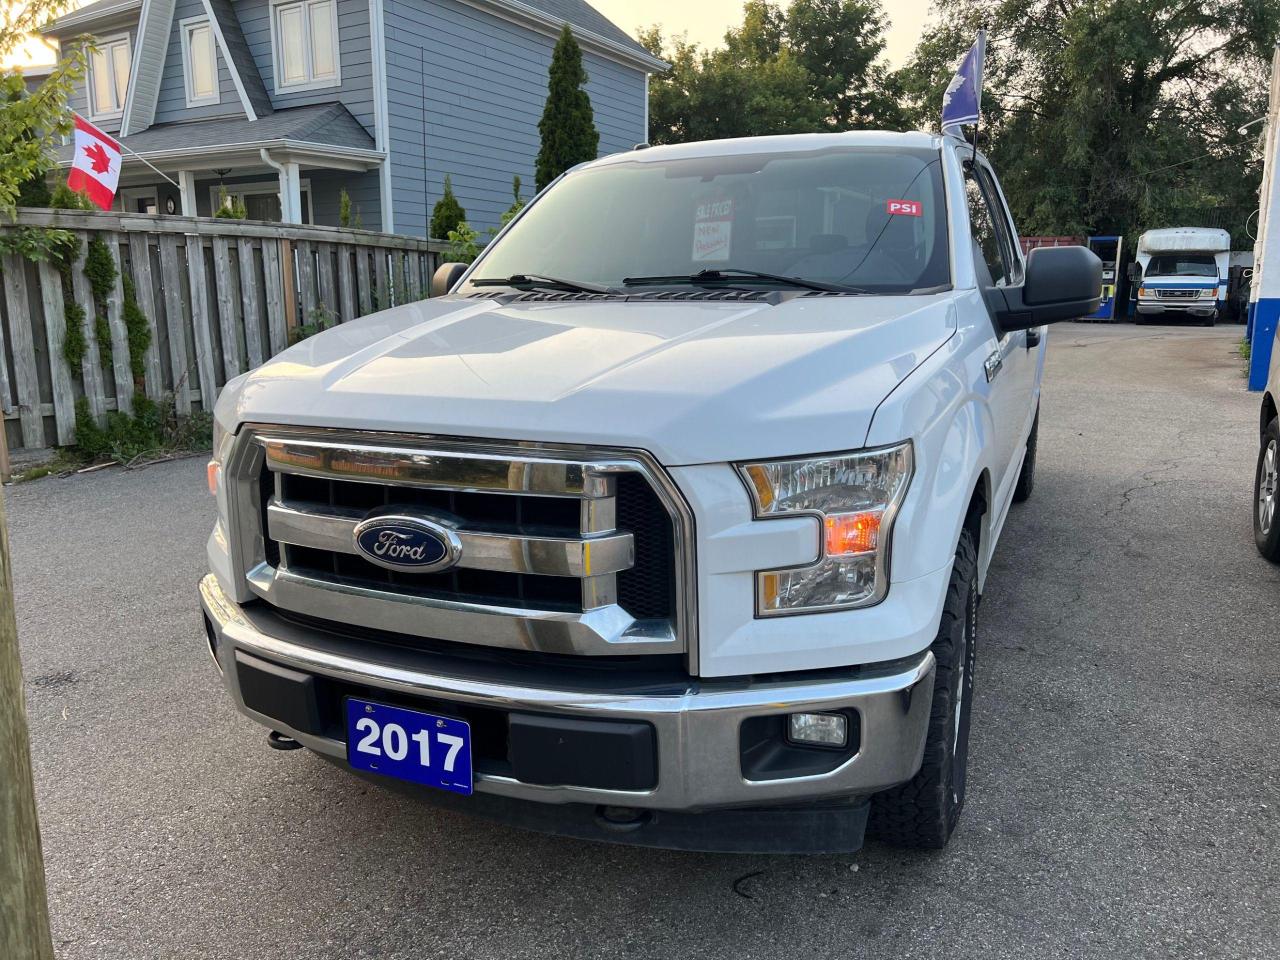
(984, 351), (1002, 382)
(1026, 328), (1041, 348)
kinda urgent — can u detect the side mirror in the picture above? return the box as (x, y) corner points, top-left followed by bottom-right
(994, 246), (1103, 332)
(431, 262), (469, 297)
(1126, 262), (1143, 282)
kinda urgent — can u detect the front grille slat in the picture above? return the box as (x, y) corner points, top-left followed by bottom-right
(233, 429), (693, 662)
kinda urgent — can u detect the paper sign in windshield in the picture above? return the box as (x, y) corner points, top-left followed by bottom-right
(887, 199), (922, 217)
(693, 198), (734, 261)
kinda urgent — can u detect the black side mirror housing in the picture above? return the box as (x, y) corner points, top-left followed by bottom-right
(1126, 261), (1143, 282)
(994, 246), (1103, 333)
(431, 262), (469, 297)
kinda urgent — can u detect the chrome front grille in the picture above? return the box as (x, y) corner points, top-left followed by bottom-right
(225, 426), (695, 665)
(1155, 288), (1201, 300)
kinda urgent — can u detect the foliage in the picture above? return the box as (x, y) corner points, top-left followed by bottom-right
(489, 176), (527, 240)
(121, 275), (152, 382)
(50, 183), (87, 209)
(339, 187), (353, 227)
(640, 0), (901, 145)
(62, 300), (86, 367)
(73, 395), (213, 464)
(430, 174), (465, 241)
(17, 172), (50, 207)
(0, 224), (77, 264)
(84, 235), (115, 302)
(895, 0), (1280, 242)
(213, 186), (247, 219)
(445, 221), (481, 263)
(0, 0), (85, 220)
(535, 25), (599, 191)
(288, 321), (321, 345)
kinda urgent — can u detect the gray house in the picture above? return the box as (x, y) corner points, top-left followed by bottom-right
(44, 0), (662, 234)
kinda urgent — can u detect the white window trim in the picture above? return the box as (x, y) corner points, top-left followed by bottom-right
(269, 0), (342, 95)
(180, 16), (221, 108)
(209, 179), (315, 224)
(87, 31), (131, 120)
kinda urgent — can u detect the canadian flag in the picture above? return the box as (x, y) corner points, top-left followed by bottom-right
(67, 113), (122, 210)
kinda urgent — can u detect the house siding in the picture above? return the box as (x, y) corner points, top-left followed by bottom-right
(154, 0), (245, 123)
(384, 0), (647, 237)
(237, 0), (375, 133)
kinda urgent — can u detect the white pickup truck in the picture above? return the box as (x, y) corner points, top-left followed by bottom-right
(200, 131), (1101, 853)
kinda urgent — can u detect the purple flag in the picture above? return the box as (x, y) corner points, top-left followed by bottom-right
(941, 30), (986, 136)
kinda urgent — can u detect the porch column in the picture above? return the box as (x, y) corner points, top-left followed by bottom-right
(277, 161), (303, 224)
(177, 170), (197, 216)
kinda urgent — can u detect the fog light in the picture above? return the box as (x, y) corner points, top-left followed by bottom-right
(787, 712), (848, 748)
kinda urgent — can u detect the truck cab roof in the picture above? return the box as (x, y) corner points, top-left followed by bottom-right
(592, 130), (959, 168)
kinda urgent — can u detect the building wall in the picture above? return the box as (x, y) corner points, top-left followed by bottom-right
(237, 0), (376, 134)
(66, 32), (133, 137)
(309, 169), (383, 229)
(384, 0), (647, 237)
(153, 0), (244, 123)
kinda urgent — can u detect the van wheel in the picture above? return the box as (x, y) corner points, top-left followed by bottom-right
(1255, 418), (1280, 562)
(1012, 409), (1038, 503)
(867, 529), (978, 849)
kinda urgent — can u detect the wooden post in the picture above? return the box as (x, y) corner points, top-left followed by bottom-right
(0, 488), (56, 960)
(280, 238), (298, 340)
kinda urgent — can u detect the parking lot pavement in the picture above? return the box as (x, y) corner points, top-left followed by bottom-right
(11, 321), (1279, 960)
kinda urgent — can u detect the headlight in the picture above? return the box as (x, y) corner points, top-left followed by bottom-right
(737, 442), (913, 615)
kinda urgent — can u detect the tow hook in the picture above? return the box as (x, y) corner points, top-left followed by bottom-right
(595, 806), (652, 832)
(268, 730), (302, 751)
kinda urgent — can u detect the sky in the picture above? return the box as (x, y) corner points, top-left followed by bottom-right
(590, 0), (935, 66)
(8, 0), (937, 68)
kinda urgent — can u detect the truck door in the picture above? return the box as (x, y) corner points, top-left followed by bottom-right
(963, 157), (1039, 502)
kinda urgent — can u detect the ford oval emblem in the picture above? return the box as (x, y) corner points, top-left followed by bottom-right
(352, 513), (462, 573)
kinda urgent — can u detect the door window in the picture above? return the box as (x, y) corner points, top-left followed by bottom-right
(964, 164), (1019, 287)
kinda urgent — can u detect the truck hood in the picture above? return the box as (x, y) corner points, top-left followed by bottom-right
(222, 293), (957, 465)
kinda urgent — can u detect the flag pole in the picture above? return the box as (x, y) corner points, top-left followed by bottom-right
(972, 26), (986, 166)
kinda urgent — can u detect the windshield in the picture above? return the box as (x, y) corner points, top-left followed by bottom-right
(464, 146), (950, 295)
(1146, 254), (1218, 278)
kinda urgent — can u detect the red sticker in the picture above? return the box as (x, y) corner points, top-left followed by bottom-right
(886, 199), (922, 217)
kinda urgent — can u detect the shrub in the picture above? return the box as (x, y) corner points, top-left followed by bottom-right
(535, 25), (599, 191)
(445, 221), (481, 264)
(430, 174), (465, 241)
(213, 186), (247, 219)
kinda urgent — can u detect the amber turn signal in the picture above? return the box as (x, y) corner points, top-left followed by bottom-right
(824, 510), (882, 557)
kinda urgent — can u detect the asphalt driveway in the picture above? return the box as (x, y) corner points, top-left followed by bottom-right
(12, 322), (1280, 960)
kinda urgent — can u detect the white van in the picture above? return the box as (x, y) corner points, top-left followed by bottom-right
(1133, 227), (1230, 325)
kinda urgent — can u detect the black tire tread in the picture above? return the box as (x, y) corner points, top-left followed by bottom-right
(1012, 409), (1038, 504)
(867, 529), (977, 849)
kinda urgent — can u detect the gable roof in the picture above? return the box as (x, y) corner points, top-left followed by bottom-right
(42, 0), (143, 35)
(480, 0), (666, 71)
(203, 0), (272, 118)
(119, 0), (175, 135)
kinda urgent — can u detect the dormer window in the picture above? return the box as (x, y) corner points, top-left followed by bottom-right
(271, 0), (339, 92)
(181, 17), (220, 107)
(88, 33), (131, 119)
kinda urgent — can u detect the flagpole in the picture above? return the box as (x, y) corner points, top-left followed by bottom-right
(70, 111), (180, 188)
(972, 27), (986, 166)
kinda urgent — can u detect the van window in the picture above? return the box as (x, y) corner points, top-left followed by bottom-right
(1146, 255), (1218, 278)
(467, 146), (951, 295)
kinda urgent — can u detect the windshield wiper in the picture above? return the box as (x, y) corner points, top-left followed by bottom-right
(622, 268), (864, 294)
(470, 274), (614, 294)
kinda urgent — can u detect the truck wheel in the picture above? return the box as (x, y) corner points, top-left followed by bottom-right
(868, 529), (978, 849)
(1255, 418), (1280, 562)
(1012, 409), (1038, 503)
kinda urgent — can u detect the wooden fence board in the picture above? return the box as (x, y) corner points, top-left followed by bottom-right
(1, 255), (44, 447)
(373, 249), (389, 311)
(261, 239), (287, 356)
(69, 238), (107, 425)
(0, 264), (13, 416)
(103, 239), (135, 415)
(316, 243), (337, 326)
(295, 240), (317, 323)
(157, 235), (192, 415)
(35, 260), (75, 445)
(127, 233), (164, 400)
(212, 236), (243, 380)
(337, 246), (356, 323)
(237, 238), (264, 368)
(391, 252), (406, 307)
(185, 235), (218, 410)
(355, 249), (372, 316)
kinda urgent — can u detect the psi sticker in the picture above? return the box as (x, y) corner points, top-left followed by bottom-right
(693, 198), (734, 261)
(886, 199), (923, 217)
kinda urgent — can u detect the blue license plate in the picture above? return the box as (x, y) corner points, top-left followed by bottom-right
(345, 698), (473, 796)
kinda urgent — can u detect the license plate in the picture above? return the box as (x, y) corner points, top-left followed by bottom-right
(345, 698), (473, 796)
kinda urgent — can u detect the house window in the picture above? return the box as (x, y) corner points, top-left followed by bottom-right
(88, 34), (131, 118)
(182, 18), (220, 106)
(271, 0), (339, 91)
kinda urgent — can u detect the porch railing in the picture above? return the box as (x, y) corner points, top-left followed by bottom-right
(0, 209), (451, 456)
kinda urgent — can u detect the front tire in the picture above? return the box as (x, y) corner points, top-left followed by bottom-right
(1255, 418), (1280, 562)
(868, 529), (978, 849)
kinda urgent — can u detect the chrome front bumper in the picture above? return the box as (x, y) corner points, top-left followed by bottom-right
(200, 574), (935, 812)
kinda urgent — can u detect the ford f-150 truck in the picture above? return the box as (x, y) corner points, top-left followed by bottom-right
(199, 131), (1102, 853)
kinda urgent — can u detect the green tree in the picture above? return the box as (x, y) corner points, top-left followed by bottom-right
(430, 174), (465, 241)
(0, 2), (84, 219)
(536, 25), (599, 191)
(895, 0), (1280, 242)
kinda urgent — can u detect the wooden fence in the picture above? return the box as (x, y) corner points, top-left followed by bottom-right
(0, 209), (450, 457)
